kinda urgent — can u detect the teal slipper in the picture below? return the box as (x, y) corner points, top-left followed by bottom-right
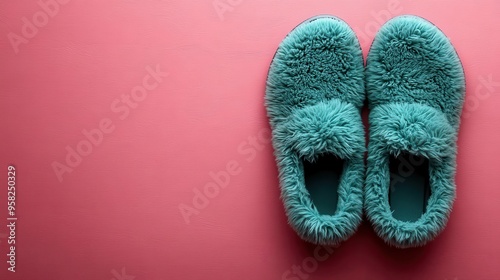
(364, 15), (465, 248)
(265, 16), (365, 245)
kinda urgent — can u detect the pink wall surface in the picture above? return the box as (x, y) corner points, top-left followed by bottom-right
(1, 0), (499, 279)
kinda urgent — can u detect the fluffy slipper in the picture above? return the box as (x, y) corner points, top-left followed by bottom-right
(265, 16), (365, 245)
(365, 15), (466, 248)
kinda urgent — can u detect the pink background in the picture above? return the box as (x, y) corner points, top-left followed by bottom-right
(1, 0), (500, 279)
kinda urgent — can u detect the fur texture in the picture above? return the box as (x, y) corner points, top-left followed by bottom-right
(365, 15), (466, 248)
(265, 16), (365, 245)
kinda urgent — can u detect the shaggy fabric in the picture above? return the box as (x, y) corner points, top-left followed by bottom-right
(365, 15), (466, 248)
(265, 16), (365, 245)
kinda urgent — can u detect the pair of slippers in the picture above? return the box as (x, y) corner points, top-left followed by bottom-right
(265, 15), (465, 248)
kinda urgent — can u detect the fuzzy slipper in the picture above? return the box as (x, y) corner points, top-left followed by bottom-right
(364, 15), (465, 248)
(265, 16), (365, 245)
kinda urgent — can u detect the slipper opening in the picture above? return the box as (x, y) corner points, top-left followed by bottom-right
(389, 153), (431, 222)
(303, 154), (343, 215)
